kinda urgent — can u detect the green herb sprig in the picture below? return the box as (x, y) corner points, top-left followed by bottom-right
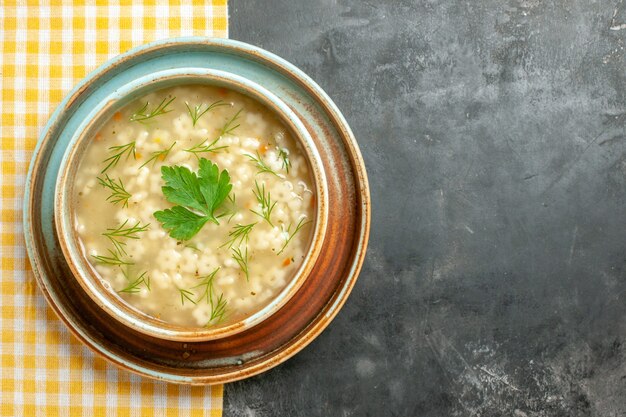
(278, 148), (291, 173)
(250, 180), (276, 227)
(277, 217), (311, 255)
(101, 141), (136, 173)
(91, 249), (134, 266)
(218, 108), (242, 137)
(103, 220), (150, 255)
(184, 243), (201, 252)
(191, 267), (228, 325)
(118, 271), (150, 294)
(97, 174), (132, 207)
(220, 222), (256, 249)
(208, 293), (227, 325)
(192, 267), (220, 304)
(178, 288), (197, 305)
(183, 108), (243, 157)
(139, 141), (176, 169)
(232, 246), (250, 281)
(185, 100), (229, 127)
(129, 97), (175, 123)
(244, 151), (282, 178)
(217, 193), (238, 223)
(184, 137), (228, 157)
(153, 158), (232, 240)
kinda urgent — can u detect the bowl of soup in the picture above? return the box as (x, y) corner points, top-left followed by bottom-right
(55, 68), (328, 341)
(25, 37), (369, 383)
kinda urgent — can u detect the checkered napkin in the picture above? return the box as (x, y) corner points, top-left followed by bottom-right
(1, 2), (227, 416)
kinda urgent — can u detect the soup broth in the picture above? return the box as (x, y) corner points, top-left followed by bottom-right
(73, 85), (315, 327)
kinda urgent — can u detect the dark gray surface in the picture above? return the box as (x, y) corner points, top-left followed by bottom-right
(226, 1), (626, 416)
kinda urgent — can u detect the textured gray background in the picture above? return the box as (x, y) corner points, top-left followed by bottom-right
(226, 1), (626, 416)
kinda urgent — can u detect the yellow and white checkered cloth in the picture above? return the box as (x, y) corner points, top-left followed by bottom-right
(1, 2), (228, 416)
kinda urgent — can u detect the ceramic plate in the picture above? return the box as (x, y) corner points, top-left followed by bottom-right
(24, 37), (370, 384)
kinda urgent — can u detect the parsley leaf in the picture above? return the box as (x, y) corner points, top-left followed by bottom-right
(153, 206), (209, 240)
(197, 157), (232, 214)
(153, 158), (232, 240)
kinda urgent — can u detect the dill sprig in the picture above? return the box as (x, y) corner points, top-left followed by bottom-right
(184, 243), (201, 252)
(178, 288), (197, 305)
(232, 246), (250, 281)
(118, 271), (150, 294)
(219, 108), (243, 137)
(278, 148), (291, 173)
(129, 97), (175, 123)
(185, 100), (229, 127)
(218, 193), (238, 223)
(250, 180), (276, 227)
(192, 267), (220, 304)
(191, 267), (228, 325)
(97, 174), (132, 207)
(183, 109), (242, 157)
(220, 222), (256, 249)
(103, 220), (150, 255)
(208, 293), (228, 325)
(277, 217), (312, 255)
(244, 151), (282, 178)
(139, 141), (176, 169)
(101, 141), (136, 173)
(91, 249), (134, 266)
(184, 137), (229, 156)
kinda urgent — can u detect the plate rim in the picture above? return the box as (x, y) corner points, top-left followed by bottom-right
(23, 37), (371, 384)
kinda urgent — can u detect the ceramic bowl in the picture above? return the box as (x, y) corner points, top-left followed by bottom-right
(55, 68), (329, 342)
(24, 38), (369, 384)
